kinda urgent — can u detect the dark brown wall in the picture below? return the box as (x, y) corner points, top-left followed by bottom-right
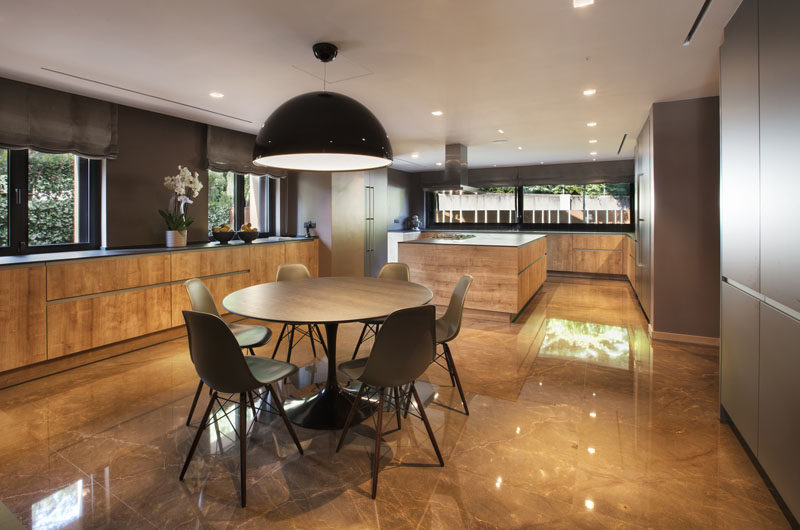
(387, 169), (423, 230)
(652, 97), (720, 337)
(106, 106), (208, 247)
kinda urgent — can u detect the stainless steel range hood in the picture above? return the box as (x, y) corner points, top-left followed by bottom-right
(422, 143), (479, 192)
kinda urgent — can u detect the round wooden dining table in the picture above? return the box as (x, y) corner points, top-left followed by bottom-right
(222, 276), (433, 429)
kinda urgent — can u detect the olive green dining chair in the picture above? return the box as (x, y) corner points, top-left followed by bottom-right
(184, 278), (273, 426)
(179, 310), (303, 508)
(402, 275), (473, 416)
(271, 263), (327, 363)
(351, 263), (411, 360)
(336, 304), (443, 499)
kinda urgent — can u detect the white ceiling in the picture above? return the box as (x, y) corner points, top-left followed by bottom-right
(0, 0), (739, 171)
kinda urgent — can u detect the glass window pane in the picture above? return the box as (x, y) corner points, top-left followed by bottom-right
(208, 170), (235, 230)
(522, 184), (631, 225)
(432, 187), (517, 224)
(28, 151), (80, 246)
(0, 149), (8, 247)
(242, 175), (267, 233)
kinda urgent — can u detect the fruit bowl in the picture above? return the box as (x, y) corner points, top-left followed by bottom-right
(212, 231), (235, 245)
(237, 231), (259, 244)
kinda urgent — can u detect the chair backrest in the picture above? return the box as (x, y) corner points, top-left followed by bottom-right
(377, 262), (410, 281)
(359, 305), (436, 388)
(276, 263), (312, 281)
(182, 310), (259, 394)
(438, 275), (473, 342)
(184, 278), (220, 317)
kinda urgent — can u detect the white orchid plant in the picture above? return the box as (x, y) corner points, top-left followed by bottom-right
(159, 165), (203, 231)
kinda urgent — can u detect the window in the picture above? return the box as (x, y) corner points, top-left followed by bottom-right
(208, 170), (273, 236)
(0, 149), (101, 255)
(429, 187), (517, 224)
(425, 183), (633, 231)
(522, 184), (631, 226)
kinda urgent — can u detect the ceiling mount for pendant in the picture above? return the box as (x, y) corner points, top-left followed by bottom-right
(253, 42), (393, 172)
(312, 42), (338, 63)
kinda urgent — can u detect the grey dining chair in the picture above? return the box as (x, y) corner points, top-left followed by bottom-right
(184, 278), (273, 426)
(271, 263), (327, 363)
(336, 305), (443, 499)
(179, 310), (303, 507)
(351, 263), (411, 360)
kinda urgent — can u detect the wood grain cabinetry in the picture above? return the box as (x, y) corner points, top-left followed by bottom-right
(47, 286), (172, 359)
(171, 247), (250, 281)
(546, 234), (626, 276)
(46, 254), (171, 300)
(249, 243), (285, 284)
(285, 239), (319, 277)
(0, 266), (47, 372)
(1, 239), (319, 383)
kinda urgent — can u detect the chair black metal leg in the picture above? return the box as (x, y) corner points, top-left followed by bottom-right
(272, 323), (287, 359)
(441, 346), (456, 387)
(336, 384), (366, 452)
(351, 323), (369, 360)
(246, 391), (257, 420)
(443, 343), (469, 415)
(267, 384), (304, 455)
(248, 347), (256, 356)
(403, 382), (413, 419)
(411, 384), (444, 466)
(372, 389), (385, 499)
(393, 387), (402, 430)
(286, 325), (296, 364)
(239, 392), (247, 507)
(313, 324), (328, 355)
(186, 380), (204, 426)
(308, 325), (318, 359)
(180, 392), (217, 480)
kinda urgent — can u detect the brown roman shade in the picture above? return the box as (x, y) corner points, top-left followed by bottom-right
(0, 77), (118, 159)
(517, 160), (635, 185)
(206, 125), (278, 177)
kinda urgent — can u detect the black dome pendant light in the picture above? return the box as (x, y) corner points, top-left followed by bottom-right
(253, 42), (393, 172)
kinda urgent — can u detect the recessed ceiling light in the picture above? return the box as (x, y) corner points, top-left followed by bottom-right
(590, 151), (597, 155)
(583, 88), (597, 96)
(435, 162), (442, 166)
(587, 122), (597, 127)
(574, 0), (594, 7)
(209, 91), (224, 98)
(411, 152), (419, 159)
(497, 129), (504, 134)
(589, 139), (598, 144)
(517, 146), (523, 150)
(431, 110), (444, 116)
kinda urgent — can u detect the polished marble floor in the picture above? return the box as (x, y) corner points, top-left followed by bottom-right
(0, 276), (790, 528)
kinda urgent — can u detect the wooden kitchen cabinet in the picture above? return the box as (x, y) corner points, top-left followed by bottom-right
(0, 266), (47, 372)
(546, 234), (573, 271)
(46, 254), (170, 300)
(285, 239), (319, 277)
(170, 247), (250, 281)
(547, 233), (625, 275)
(249, 242), (285, 284)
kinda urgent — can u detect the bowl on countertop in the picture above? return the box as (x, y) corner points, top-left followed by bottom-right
(211, 231), (235, 245)
(237, 231), (259, 244)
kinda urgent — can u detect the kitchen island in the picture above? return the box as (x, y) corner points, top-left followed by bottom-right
(398, 233), (547, 320)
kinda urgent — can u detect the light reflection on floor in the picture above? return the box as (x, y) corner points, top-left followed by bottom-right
(31, 479), (82, 530)
(539, 318), (631, 369)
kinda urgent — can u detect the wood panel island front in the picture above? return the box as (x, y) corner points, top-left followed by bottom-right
(398, 233), (547, 320)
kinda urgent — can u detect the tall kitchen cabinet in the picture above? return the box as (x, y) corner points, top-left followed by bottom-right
(364, 169), (388, 277)
(719, 0), (800, 519)
(632, 98), (720, 342)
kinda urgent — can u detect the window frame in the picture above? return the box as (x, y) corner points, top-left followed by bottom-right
(425, 183), (635, 233)
(0, 149), (101, 256)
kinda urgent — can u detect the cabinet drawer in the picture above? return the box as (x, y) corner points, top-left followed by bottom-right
(573, 249), (624, 274)
(47, 254), (170, 300)
(47, 286), (172, 358)
(572, 234), (625, 251)
(171, 247), (250, 281)
(0, 266), (46, 371)
(546, 234), (573, 271)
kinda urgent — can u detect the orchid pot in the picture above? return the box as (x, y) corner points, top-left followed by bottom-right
(159, 165), (203, 248)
